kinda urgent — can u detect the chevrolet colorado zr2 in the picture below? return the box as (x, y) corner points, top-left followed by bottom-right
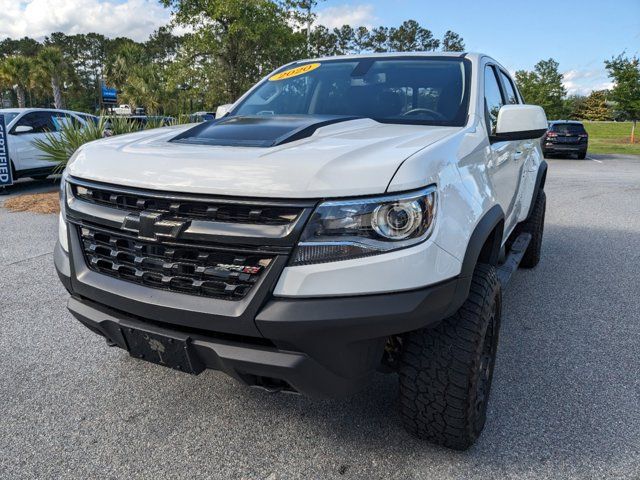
(55, 52), (548, 450)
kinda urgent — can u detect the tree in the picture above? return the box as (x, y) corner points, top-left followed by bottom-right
(352, 27), (370, 54)
(35, 46), (68, 109)
(104, 54), (131, 91)
(309, 26), (339, 57)
(163, 0), (307, 103)
(282, 0), (323, 53)
(388, 20), (439, 52)
(442, 30), (465, 52)
(0, 37), (41, 58)
(105, 43), (147, 90)
(145, 27), (182, 67)
(44, 33), (106, 111)
(605, 53), (640, 143)
(0, 56), (32, 107)
(574, 90), (612, 121)
(0, 11), (469, 114)
(562, 94), (587, 120)
(121, 64), (168, 114)
(515, 58), (566, 119)
(333, 25), (355, 54)
(367, 26), (390, 52)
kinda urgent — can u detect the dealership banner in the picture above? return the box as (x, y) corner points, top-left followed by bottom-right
(0, 114), (13, 187)
(101, 82), (118, 105)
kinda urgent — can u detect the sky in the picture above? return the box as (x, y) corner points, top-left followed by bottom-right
(0, 0), (638, 95)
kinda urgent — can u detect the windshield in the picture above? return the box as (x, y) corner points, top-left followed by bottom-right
(1, 112), (19, 125)
(233, 57), (471, 126)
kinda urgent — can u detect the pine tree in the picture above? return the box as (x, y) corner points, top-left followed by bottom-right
(576, 90), (613, 121)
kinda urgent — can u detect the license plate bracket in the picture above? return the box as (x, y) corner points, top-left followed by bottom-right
(121, 326), (204, 375)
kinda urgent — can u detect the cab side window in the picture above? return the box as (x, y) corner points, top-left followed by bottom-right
(78, 114), (99, 126)
(13, 112), (58, 134)
(52, 113), (77, 130)
(484, 66), (505, 135)
(499, 71), (519, 104)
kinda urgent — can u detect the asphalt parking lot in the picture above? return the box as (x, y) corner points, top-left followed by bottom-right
(1, 154), (639, 479)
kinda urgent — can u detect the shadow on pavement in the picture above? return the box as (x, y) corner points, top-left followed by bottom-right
(1, 176), (60, 198)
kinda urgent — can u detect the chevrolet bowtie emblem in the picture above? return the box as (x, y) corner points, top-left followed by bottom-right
(121, 211), (189, 242)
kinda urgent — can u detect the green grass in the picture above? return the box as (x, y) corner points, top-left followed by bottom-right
(582, 121), (640, 155)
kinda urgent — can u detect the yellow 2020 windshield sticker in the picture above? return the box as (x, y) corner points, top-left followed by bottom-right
(269, 63), (321, 81)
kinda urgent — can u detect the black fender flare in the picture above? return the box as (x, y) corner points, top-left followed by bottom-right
(460, 204), (505, 279)
(443, 204), (505, 317)
(525, 160), (548, 220)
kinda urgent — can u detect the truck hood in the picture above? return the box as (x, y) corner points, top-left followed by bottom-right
(68, 117), (459, 198)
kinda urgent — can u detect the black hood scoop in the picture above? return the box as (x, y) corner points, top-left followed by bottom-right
(170, 115), (361, 148)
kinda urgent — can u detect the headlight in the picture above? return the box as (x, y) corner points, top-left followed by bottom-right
(291, 186), (437, 265)
(59, 170), (73, 216)
(58, 170), (69, 252)
(59, 169), (67, 216)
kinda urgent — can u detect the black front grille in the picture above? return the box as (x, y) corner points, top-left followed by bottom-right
(79, 227), (273, 300)
(72, 184), (302, 226)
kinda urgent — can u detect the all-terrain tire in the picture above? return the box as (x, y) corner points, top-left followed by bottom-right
(514, 189), (546, 268)
(398, 264), (502, 450)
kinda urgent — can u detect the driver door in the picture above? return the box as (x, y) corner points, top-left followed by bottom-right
(484, 65), (523, 234)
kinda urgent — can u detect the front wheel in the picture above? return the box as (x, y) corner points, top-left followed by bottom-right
(398, 264), (502, 450)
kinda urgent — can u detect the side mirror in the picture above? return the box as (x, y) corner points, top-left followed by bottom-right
(13, 125), (34, 134)
(493, 105), (548, 143)
(215, 104), (233, 118)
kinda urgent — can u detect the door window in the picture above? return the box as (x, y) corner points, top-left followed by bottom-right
(499, 71), (519, 104)
(52, 113), (78, 130)
(77, 114), (99, 126)
(13, 112), (61, 134)
(484, 66), (505, 135)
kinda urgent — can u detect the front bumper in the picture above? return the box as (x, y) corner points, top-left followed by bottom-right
(55, 241), (467, 398)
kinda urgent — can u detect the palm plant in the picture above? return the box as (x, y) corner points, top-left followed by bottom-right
(104, 115), (144, 135)
(32, 116), (108, 171)
(0, 56), (32, 108)
(105, 44), (146, 90)
(104, 55), (129, 90)
(35, 46), (68, 109)
(33, 113), (182, 170)
(169, 114), (193, 126)
(121, 65), (166, 114)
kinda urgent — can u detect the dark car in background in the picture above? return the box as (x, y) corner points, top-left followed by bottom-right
(542, 120), (589, 159)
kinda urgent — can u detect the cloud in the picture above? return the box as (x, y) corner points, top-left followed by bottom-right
(0, 0), (171, 42)
(562, 68), (613, 96)
(315, 4), (376, 30)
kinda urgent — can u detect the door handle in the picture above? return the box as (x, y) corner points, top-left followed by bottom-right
(514, 150), (524, 159)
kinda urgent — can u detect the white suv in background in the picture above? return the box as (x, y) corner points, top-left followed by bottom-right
(1, 108), (98, 181)
(55, 52), (548, 450)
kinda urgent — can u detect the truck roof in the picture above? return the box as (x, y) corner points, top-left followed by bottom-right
(0, 107), (95, 116)
(292, 51), (485, 64)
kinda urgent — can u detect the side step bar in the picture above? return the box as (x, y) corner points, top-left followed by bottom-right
(496, 233), (532, 288)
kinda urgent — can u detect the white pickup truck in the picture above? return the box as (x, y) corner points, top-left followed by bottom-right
(55, 52), (548, 450)
(112, 104), (132, 116)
